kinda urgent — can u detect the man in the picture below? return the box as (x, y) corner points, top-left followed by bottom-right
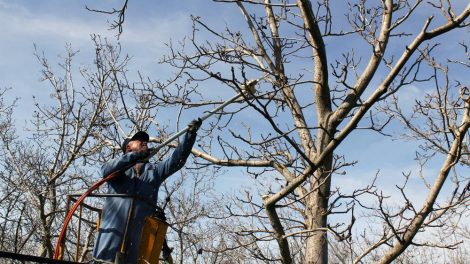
(92, 119), (201, 263)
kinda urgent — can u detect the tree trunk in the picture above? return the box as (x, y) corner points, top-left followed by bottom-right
(304, 119), (333, 263)
(305, 193), (328, 264)
(304, 154), (332, 263)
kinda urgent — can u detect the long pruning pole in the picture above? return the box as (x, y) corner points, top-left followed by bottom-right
(53, 79), (258, 260)
(147, 84), (255, 157)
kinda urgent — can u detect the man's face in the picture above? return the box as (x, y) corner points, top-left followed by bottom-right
(126, 139), (148, 153)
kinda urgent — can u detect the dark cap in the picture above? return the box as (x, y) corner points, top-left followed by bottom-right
(121, 131), (150, 153)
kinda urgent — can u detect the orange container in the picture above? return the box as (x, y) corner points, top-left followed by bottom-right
(137, 216), (169, 264)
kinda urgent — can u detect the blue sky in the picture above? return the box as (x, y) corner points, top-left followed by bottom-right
(1, 0), (468, 238)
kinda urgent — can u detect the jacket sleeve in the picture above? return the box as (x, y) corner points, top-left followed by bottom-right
(101, 152), (143, 178)
(156, 131), (197, 181)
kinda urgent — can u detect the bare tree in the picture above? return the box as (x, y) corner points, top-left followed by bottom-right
(0, 37), (131, 258)
(145, 1), (469, 263)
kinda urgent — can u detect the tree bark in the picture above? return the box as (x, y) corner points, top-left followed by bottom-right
(304, 181), (329, 264)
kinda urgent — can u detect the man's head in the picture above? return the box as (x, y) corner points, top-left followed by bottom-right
(121, 131), (150, 153)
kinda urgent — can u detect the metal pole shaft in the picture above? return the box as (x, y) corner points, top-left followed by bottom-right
(120, 198), (135, 254)
(149, 92), (244, 156)
(75, 205), (82, 262)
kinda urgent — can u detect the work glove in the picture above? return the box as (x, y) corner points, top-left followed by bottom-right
(187, 118), (202, 134)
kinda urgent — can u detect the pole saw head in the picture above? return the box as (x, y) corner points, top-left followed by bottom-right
(241, 79), (258, 99)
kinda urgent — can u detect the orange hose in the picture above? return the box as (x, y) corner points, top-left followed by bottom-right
(53, 164), (134, 259)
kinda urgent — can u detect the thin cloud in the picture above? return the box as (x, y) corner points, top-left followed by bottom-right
(1, 7), (108, 42)
(0, 1), (190, 46)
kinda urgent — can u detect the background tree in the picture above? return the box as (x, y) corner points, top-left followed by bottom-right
(0, 38), (129, 258)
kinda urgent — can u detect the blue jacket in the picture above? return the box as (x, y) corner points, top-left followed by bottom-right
(92, 131), (197, 263)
